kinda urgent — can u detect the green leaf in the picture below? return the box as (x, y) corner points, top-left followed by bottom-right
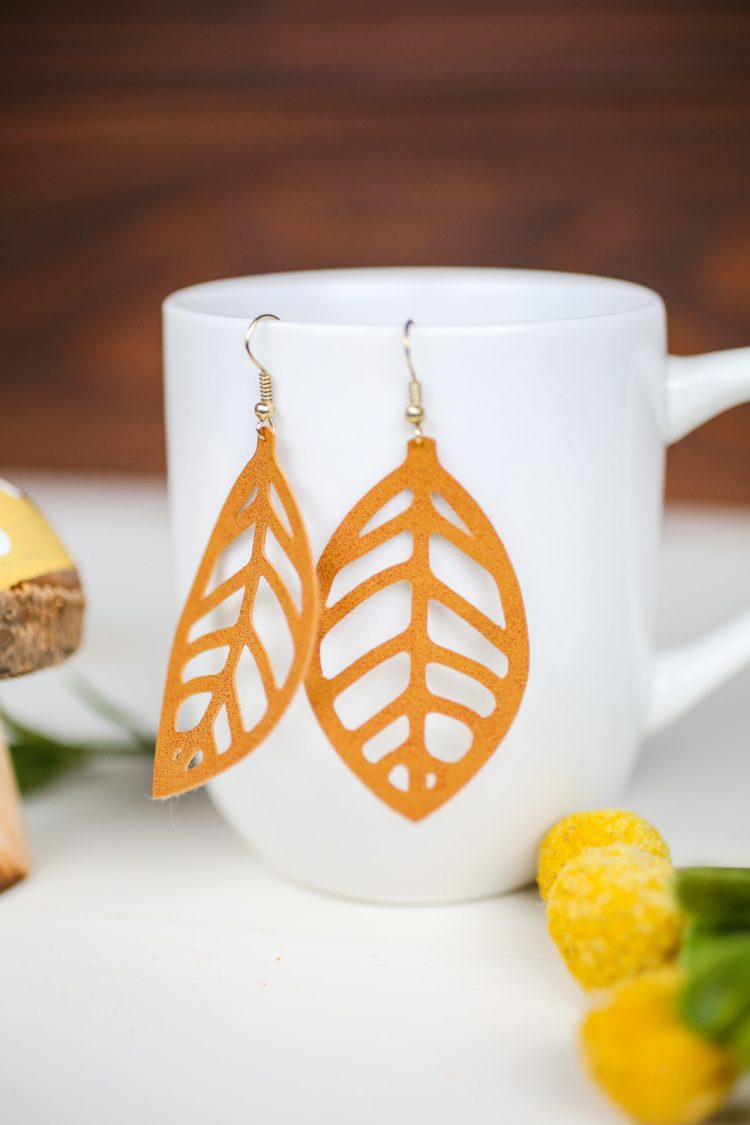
(2, 691), (155, 795)
(10, 742), (87, 793)
(679, 941), (750, 1045)
(675, 867), (750, 925)
(680, 919), (750, 976)
(733, 1014), (750, 1072)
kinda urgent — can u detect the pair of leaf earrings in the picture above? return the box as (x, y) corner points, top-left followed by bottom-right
(153, 316), (529, 820)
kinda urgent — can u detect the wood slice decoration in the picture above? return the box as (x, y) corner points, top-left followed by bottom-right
(153, 431), (318, 798)
(0, 479), (84, 678)
(305, 437), (529, 821)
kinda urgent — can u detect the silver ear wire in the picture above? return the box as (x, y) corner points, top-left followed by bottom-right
(402, 319), (425, 442)
(245, 313), (280, 435)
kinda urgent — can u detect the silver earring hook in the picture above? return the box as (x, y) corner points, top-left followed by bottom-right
(403, 318), (419, 381)
(245, 313), (280, 436)
(402, 319), (425, 442)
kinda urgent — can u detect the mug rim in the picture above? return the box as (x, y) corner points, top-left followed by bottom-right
(163, 265), (664, 331)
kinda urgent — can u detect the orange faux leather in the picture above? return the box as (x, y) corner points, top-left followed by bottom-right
(153, 431), (319, 798)
(305, 437), (529, 821)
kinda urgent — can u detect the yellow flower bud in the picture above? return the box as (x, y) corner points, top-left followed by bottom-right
(538, 809), (669, 900)
(547, 844), (683, 989)
(581, 968), (738, 1125)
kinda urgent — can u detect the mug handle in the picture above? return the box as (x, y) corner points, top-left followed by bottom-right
(647, 346), (750, 733)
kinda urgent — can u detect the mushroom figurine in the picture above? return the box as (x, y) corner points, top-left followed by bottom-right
(0, 478), (84, 891)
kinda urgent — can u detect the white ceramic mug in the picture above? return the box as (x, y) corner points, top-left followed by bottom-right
(163, 267), (750, 903)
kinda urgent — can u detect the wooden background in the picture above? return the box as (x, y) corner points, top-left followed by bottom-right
(2, 1), (749, 501)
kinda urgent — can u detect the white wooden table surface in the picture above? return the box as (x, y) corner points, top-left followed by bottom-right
(1, 475), (749, 1125)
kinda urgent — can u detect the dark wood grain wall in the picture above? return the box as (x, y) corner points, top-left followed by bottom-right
(2, 1), (749, 500)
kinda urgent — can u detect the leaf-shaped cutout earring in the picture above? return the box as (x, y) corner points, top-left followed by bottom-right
(153, 314), (319, 798)
(305, 320), (529, 821)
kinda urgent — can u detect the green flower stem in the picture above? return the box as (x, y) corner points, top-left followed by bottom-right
(2, 684), (154, 795)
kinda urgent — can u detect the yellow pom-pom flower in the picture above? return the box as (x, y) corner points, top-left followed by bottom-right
(581, 968), (738, 1125)
(538, 809), (669, 900)
(547, 843), (683, 989)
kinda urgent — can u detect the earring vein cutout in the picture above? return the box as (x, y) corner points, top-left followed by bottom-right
(153, 314), (319, 798)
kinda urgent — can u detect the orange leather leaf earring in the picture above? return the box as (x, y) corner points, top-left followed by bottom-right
(305, 321), (529, 821)
(153, 315), (319, 798)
